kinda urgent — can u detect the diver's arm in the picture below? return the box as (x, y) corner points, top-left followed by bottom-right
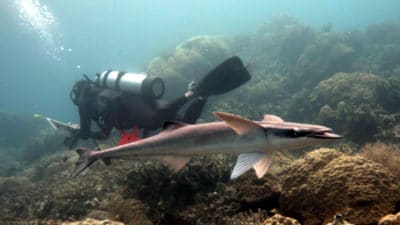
(90, 120), (112, 140)
(77, 102), (110, 140)
(77, 104), (92, 140)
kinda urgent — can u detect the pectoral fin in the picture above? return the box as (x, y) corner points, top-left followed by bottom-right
(252, 152), (273, 178)
(145, 155), (191, 172)
(213, 112), (263, 135)
(231, 152), (273, 179)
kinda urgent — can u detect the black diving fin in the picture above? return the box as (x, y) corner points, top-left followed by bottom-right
(195, 56), (251, 97)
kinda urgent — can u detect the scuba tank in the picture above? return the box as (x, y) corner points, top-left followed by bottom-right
(96, 70), (165, 99)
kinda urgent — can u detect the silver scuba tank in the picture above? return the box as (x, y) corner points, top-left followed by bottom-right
(96, 70), (165, 99)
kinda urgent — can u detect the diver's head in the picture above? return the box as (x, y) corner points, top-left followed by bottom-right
(70, 79), (94, 106)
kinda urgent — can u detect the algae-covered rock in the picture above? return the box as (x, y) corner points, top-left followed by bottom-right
(261, 214), (301, 225)
(280, 148), (400, 225)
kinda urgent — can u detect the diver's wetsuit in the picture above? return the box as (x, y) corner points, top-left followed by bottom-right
(76, 81), (206, 141)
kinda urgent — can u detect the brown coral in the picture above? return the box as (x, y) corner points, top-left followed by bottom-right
(280, 148), (400, 225)
(378, 212), (400, 225)
(360, 142), (400, 181)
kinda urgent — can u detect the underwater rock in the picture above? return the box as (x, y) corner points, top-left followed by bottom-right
(146, 35), (230, 98)
(280, 148), (400, 225)
(61, 218), (125, 225)
(261, 214), (301, 225)
(378, 212), (400, 225)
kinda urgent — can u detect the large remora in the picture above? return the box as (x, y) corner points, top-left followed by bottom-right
(74, 112), (341, 179)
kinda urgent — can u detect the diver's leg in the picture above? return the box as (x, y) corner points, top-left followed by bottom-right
(182, 97), (208, 124)
(157, 94), (192, 118)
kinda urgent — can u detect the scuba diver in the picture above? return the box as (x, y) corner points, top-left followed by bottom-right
(67, 56), (251, 149)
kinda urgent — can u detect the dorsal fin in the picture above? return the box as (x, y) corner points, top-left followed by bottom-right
(263, 114), (284, 123)
(213, 111), (263, 135)
(162, 121), (187, 131)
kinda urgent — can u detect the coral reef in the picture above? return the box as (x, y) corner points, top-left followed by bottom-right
(280, 148), (400, 225)
(3, 17), (400, 225)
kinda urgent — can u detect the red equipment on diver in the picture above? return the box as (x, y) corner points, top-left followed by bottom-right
(118, 127), (140, 145)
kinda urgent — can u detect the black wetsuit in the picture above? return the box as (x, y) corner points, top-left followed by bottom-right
(76, 83), (206, 141)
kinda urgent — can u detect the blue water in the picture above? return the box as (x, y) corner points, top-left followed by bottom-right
(0, 0), (399, 122)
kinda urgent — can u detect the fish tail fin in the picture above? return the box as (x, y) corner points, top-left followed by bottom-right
(73, 147), (97, 176)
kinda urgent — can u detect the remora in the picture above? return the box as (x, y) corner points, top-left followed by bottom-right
(73, 112), (341, 179)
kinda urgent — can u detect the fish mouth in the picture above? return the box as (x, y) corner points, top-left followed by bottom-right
(309, 129), (342, 139)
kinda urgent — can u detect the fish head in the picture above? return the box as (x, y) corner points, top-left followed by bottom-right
(264, 122), (342, 151)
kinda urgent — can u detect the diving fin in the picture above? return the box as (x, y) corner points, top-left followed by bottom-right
(196, 56), (251, 97)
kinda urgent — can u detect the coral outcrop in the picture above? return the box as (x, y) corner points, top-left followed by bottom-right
(280, 148), (400, 225)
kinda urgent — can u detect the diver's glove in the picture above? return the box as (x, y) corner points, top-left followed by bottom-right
(187, 81), (204, 99)
(188, 81), (198, 92)
(64, 130), (80, 149)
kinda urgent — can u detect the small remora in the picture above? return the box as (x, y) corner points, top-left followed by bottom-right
(73, 112), (342, 179)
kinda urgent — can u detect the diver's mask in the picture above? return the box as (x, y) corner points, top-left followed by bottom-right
(70, 74), (96, 106)
(70, 79), (92, 106)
